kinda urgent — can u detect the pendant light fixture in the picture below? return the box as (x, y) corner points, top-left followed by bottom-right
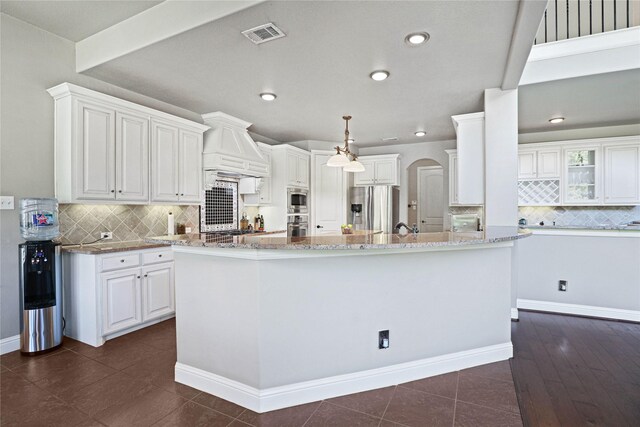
(327, 116), (364, 173)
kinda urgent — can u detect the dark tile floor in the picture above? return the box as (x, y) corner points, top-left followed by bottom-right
(1, 318), (522, 426)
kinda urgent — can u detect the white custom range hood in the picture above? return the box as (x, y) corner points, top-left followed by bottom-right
(201, 112), (269, 178)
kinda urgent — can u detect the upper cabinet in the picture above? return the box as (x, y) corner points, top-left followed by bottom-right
(48, 83), (209, 204)
(517, 136), (639, 206)
(150, 120), (202, 204)
(244, 142), (273, 206)
(353, 154), (400, 186)
(451, 112), (484, 205)
(286, 149), (310, 189)
(603, 143), (640, 204)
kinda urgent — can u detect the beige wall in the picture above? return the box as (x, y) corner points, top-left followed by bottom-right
(0, 14), (203, 339)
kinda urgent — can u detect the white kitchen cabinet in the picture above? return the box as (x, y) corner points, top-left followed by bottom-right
(353, 154), (399, 186)
(102, 267), (142, 335)
(286, 150), (310, 189)
(151, 120), (203, 204)
(48, 82), (208, 205)
(75, 100), (117, 200)
(603, 144), (640, 204)
(63, 247), (175, 347)
(562, 146), (601, 205)
(244, 143), (272, 205)
(116, 112), (149, 201)
(446, 151), (460, 205)
(518, 149), (560, 180)
(142, 263), (175, 321)
(517, 151), (537, 179)
(451, 112), (484, 205)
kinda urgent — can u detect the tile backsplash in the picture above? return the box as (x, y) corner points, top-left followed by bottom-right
(59, 204), (199, 244)
(518, 205), (640, 227)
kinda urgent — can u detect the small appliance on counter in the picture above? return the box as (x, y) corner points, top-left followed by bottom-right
(18, 198), (64, 354)
(451, 214), (481, 232)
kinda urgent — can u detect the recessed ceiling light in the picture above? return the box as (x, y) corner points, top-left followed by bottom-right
(347, 138), (355, 143)
(370, 70), (390, 81)
(405, 32), (430, 46)
(260, 92), (277, 101)
(414, 131), (426, 137)
(549, 117), (565, 124)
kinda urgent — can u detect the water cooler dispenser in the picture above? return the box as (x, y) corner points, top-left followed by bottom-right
(19, 198), (63, 354)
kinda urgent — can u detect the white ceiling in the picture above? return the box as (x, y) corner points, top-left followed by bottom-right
(11, 1), (630, 146)
(0, 0), (161, 42)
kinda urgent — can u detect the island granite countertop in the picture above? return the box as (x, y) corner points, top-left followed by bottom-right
(146, 226), (530, 250)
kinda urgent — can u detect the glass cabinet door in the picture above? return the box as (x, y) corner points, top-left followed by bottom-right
(564, 148), (599, 204)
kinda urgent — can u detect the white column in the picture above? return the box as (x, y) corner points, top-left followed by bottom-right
(484, 88), (518, 227)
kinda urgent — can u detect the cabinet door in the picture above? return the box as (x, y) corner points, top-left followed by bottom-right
(178, 130), (202, 203)
(116, 112), (149, 202)
(518, 151), (537, 179)
(151, 121), (179, 202)
(297, 155), (310, 189)
(141, 263), (175, 322)
(353, 159), (376, 185)
(604, 145), (640, 204)
(449, 154), (459, 205)
(286, 152), (300, 187)
(563, 147), (600, 205)
(75, 100), (116, 200)
(102, 268), (141, 335)
(537, 150), (560, 178)
(259, 148), (272, 204)
(374, 159), (396, 185)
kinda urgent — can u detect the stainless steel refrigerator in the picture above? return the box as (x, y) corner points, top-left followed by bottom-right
(348, 186), (399, 234)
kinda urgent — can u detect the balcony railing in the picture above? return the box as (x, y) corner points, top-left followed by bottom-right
(534, 0), (639, 44)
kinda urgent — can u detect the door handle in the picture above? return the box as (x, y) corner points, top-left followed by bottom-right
(316, 225), (323, 228)
(144, 274), (148, 277)
(421, 220), (426, 223)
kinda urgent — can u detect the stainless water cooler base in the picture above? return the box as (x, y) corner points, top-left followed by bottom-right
(20, 306), (63, 355)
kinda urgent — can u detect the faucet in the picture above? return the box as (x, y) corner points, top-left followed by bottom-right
(395, 222), (419, 235)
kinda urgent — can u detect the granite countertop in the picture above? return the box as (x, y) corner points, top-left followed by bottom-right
(62, 240), (170, 254)
(146, 226), (529, 250)
(522, 224), (640, 231)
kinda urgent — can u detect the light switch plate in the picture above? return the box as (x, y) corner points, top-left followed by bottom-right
(0, 196), (15, 210)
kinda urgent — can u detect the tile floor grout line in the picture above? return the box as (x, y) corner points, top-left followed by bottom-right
(377, 385), (397, 427)
(300, 401), (323, 427)
(151, 399), (192, 426)
(396, 383), (458, 402)
(454, 397), (522, 416)
(452, 372), (460, 427)
(321, 399), (384, 421)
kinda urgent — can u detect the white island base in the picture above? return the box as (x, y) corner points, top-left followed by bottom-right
(172, 242), (514, 413)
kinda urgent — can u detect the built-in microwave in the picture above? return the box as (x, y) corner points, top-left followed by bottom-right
(287, 188), (308, 214)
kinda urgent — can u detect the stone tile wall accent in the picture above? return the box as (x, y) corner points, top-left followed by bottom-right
(59, 204), (199, 244)
(518, 205), (640, 227)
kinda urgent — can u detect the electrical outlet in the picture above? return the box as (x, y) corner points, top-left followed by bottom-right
(378, 330), (389, 349)
(0, 196), (15, 210)
(558, 280), (567, 292)
(100, 232), (113, 240)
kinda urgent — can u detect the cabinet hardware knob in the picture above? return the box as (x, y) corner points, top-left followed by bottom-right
(120, 259), (125, 263)
(137, 275), (140, 279)
(180, 193), (184, 196)
(144, 274), (148, 277)
(118, 190), (122, 193)
(316, 225), (323, 228)
(158, 254), (162, 257)
(111, 190), (115, 193)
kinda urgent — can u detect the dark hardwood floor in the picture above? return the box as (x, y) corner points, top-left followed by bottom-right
(511, 310), (640, 426)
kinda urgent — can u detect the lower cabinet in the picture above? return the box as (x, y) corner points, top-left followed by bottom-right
(64, 247), (175, 347)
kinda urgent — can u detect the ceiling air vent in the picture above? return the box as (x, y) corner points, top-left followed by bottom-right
(242, 23), (286, 45)
(382, 137), (399, 142)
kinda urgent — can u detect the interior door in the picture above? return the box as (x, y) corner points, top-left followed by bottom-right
(417, 166), (444, 232)
(312, 152), (345, 232)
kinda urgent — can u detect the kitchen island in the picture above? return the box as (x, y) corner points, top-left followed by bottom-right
(148, 227), (529, 413)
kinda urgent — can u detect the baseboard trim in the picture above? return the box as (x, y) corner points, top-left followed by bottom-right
(511, 308), (519, 320)
(175, 342), (513, 413)
(517, 299), (640, 322)
(0, 335), (20, 355)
